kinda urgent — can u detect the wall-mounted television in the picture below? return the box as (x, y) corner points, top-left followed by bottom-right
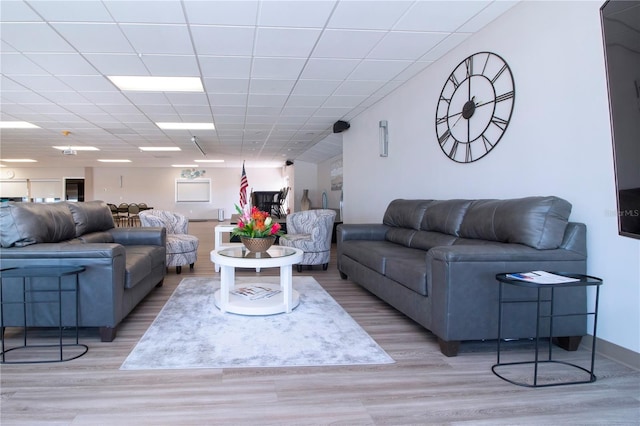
(601, 1), (640, 239)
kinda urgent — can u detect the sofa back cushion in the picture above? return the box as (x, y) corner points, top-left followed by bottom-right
(67, 201), (115, 237)
(458, 196), (572, 249)
(0, 202), (76, 247)
(383, 199), (433, 230)
(421, 199), (473, 236)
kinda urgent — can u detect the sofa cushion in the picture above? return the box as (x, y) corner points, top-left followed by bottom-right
(385, 227), (417, 246)
(78, 231), (115, 244)
(383, 199), (433, 230)
(0, 202), (76, 247)
(410, 230), (458, 251)
(67, 201), (115, 237)
(421, 199), (473, 236)
(123, 245), (165, 289)
(384, 249), (429, 295)
(340, 240), (393, 275)
(458, 196), (572, 249)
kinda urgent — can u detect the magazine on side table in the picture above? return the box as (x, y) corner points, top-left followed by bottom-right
(230, 285), (282, 300)
(505, 271), (579, 284)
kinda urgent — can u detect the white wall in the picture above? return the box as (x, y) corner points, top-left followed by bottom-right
(93, 166), (284, 219)
(291, 160), (318, 212)
(342, 1), (640, 354)
(4, 166), (286, 220)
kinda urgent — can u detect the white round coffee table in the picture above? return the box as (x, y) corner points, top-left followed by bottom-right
(210, 246), (303, 315)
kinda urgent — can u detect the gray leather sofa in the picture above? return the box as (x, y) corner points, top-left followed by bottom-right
(337, 197), (588, 356)
(0, 200), (166, 341)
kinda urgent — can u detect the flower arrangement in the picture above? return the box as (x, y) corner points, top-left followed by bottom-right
(232, 204), (283, 238)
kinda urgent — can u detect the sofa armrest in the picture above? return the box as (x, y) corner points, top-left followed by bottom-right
(108, 227), (166, 247)
(337, 224), (389, 243)
(426, 244), (587, 343)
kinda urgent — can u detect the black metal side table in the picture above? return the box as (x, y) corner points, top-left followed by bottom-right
(492, 273), (602, 387)
(1, 265), (88, 363)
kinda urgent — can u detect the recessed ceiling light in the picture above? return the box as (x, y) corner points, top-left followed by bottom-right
(0, 159), (38, 162)
(139, 147), (181, 152)
(194, 159), (224, 163)
(52, 146), (100, 151)
(0, 121), (40, 129)
(98, 159), (131, 163)
(156, 122), (215, 130)
(172, 164), (198, 167)
(107, 76), (204, 92)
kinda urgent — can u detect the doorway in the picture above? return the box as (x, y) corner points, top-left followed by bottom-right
(65, 178), (85, 202)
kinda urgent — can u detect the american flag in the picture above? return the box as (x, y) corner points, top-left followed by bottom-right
(239, 162), (249, 207)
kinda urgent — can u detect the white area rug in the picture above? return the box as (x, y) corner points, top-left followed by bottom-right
(121, 276), (394, 370)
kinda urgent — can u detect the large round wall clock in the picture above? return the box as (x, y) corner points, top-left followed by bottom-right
(435, 51), (515, 163)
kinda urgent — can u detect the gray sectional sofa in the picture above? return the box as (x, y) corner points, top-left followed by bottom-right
(0, 200), (166, 341)
(337, 196), (588, 356)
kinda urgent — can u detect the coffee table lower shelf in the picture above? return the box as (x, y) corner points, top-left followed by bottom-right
(214, 283), (300, 316)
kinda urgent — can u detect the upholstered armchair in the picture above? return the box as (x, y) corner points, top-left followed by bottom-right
(139, 210), (199, 274)
(280, 209), (336, 272)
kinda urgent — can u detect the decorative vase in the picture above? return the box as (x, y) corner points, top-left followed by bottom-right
(240, 236), (276, 252)
(301, 189), (311, 211)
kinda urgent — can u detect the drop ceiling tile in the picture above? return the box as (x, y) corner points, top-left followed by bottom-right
(164, 92), (209, 105)
(312, 29), (386, 59)
(0, 1), (45, 21)
(458, 1), (519, 32)
(300, 58), (360, 80)
(38, 91), (90, 103)
(249, 79), (296, 94)
(138, 54), (199, 76)
(350, 59), (412, 80)
(104, 0), (186, 24)
(314, 106), (354, 116)
(191, 26), (255, 56)
(83, 53), (148, 75)
(280, 106), (317, 117)
(24, 53), (98, 75)
(0, 53), (47, 74)
(393, 61), (433, 81)
(211, 106), (246, 116)
(183, 1), (259, 26)
(327, 1), (413, 30)
(292, 79), (342, 96)
(368, 31), (448, 60)
(246, 106), (284, 116)
(121, 24), (193, 55)
(396, 1), (489, 32)
(247, 93), (288, 107)
(57, 75), (115, 91)
(285, 95), (327, 108)
(334, 80), (386, 96)
(112, 92), (168, 105)
(419, 33), (470, 62)
(52, 23), (135, 53)
(209, 93), (248, 107)
(254, 28), (322, 58)
(9, 75), (73, 92)
(1, 23), (75, 52)
(321, 95), (367, 108)
(258, 0), (336, 28)
(199, 56), (252, 79)
(173, 105), (212, 115)
(204, 78), (250, 94)
(28, 0), (113, 22)
(251, 57), (307, 79)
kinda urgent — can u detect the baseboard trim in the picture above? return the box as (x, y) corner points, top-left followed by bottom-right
(582, 335), (640, 371)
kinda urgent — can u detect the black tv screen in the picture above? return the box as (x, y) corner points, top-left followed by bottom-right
(601, 1), (640, 239)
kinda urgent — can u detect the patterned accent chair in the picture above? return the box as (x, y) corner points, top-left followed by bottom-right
(280, 209), (336, 272)
(139, 210), (199, 274)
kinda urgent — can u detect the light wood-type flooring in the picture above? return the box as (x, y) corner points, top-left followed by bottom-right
(1, 221), (639, 425)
